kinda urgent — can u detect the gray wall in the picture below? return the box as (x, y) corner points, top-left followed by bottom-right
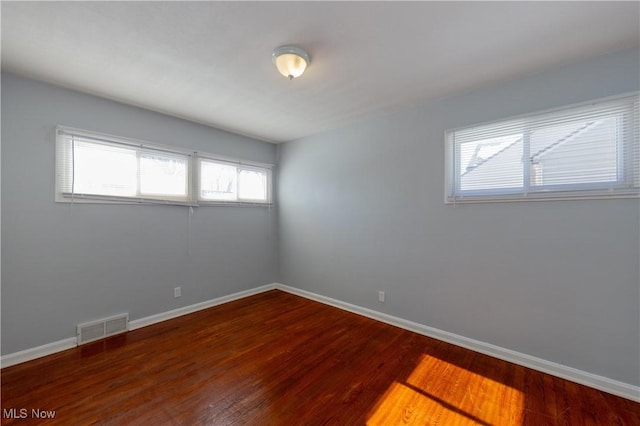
(3, 47), (639, 388)
(1, 73), (278, 354)
(278, 48), (640, 386)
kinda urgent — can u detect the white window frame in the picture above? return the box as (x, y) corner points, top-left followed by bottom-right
(55, 126), (273, 207)
(444, 93), (639, 204)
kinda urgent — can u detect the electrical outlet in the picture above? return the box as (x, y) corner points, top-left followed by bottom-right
(378, 291), (385, 302)
(174, 287), (181, 298)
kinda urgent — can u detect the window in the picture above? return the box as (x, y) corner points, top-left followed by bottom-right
(56, 128), (193, 204)
(445, 93), (639, 203)
(198, 158), (271, 204)
(56, 127), (272, 206)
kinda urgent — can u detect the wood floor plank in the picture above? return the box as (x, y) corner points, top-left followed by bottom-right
(1, 290), (638, 425)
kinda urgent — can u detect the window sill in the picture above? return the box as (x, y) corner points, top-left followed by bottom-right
(445, 191), (640, 204)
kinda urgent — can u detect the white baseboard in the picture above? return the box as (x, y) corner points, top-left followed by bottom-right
(1, 337), (77, 368)
(3, 282), (638, 402)
(1, 284), (277, 369)
(128, 283), (277, 331)
(272, 283), (640, 403)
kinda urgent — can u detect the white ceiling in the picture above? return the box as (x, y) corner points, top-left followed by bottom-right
(2, 1), (638, 143)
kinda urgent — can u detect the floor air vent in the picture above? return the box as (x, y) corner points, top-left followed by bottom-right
(77, 313), (129, 345)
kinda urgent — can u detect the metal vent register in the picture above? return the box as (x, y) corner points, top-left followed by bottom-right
(77, 314), (129, 345)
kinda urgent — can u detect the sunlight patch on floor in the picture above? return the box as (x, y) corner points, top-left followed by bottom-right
(367, 354), (524, 425)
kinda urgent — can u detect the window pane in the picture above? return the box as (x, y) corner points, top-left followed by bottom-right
(238, 169), (267, 201)
(140, 153), (188, 196)
(73, 141), (137, 196)
(459, 134), (523, 191)
(200, 161), (237, 201)
(530, 117), (619, 187)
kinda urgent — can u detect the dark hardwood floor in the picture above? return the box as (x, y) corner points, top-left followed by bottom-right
(2, 290), (639, 425)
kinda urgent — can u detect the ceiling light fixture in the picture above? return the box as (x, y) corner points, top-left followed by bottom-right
(272, 45), (310, 80)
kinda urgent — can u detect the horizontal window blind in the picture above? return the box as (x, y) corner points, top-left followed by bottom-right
(55, 126), (273, 206)
(56, 127), (194, 205)
(446, 93), (639, 203)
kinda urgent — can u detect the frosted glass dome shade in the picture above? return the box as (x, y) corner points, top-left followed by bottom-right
(272, 46), (310, 79)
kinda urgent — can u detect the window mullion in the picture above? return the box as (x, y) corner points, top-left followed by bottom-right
(523, 129), (531, 195)
(70, 135), (76, 197)
(190, 156), (197, 204)
(235, 165), (242, 201)
(617, 113), (627, 188)
(136, 149), (142, 198)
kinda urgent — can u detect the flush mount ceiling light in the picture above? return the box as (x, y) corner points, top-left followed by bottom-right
(272, 45), (310, 80)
